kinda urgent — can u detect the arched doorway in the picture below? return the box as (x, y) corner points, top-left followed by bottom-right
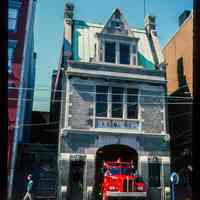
(94, 144), (138, 199)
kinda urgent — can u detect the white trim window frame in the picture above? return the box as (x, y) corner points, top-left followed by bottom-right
(95, 85), (109, 118)
(119, 41), (131, 65)
(132, 43), (138, 66)
(100, 38), (138, 66)
(126, 87), (139, 119)
(104, 39), (116, 64)
(8, 1), (22, 32)
(95, 85), (139, 120)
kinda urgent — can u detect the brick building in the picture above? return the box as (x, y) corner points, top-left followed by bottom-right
(8, 0), (37, 198)
(163, 10), (192, 95)
(53, 3), (171, 200)
(163, 10), (193, 200)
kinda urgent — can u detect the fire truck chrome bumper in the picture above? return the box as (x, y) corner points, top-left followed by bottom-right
(107, 191), (147, 197)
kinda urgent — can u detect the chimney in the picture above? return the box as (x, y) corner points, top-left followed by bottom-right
(178, 10), (191, 26)
(145, 15), (156, 34)
(64, 2), (74, 20)
(63, 2), (74, 63)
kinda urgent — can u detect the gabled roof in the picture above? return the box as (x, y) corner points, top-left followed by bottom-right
(69, 9), (164, 70)
(100, 8), (134, 38)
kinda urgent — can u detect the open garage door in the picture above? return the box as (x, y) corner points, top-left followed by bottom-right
(95, 144), (138, 200)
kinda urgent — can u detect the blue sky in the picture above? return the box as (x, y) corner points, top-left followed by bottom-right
(33, 0), (193, 112)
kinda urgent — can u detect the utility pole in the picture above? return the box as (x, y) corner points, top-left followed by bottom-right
(193, 0), (200, 198)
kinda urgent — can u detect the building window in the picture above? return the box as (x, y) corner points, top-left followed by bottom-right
(111, 21), (122, 29)
(96, 86), (108, 117)
(112, 87), (123, 118)
(120, 43), (130, 65)
(132, 45), (137, 54)
(101, 40), (137, 66)
(96, 86), (139, 119)
(132, 45), (137, 65)
(104, 41), (116, 63)
(8, 47), (14, 73)
(127, 88), (138, 119)
(148, 163), (161, 187)
(177, 57), (186, 87)
(132, 55), (137, 65)
(8, 8), (19, 31)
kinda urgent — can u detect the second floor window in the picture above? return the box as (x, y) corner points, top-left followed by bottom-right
(96, 86), (138, 119)
(104, 41), (116, 63)
(8, 8), (18, 31)
(127, 88), (138, 118)
(112, 87), (123, 118)
(96, 86), (108, 117)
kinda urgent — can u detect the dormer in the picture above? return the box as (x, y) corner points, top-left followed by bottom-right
(102, 8), (130, 36)
(95, 9), (139, 66)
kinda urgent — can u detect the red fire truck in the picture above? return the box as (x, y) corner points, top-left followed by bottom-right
(101, 159), (148, 200)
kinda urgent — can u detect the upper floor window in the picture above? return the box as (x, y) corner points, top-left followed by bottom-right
(96, 86), (108, 117)
(112, 87), (123, 118)
(101, 40), (137, 66)
(177, 57), (186, 87)
(8, 47), (14, 74)
(127, 88), (138, 119)
(96, 86), (139, 119)
(132, 45), (137, 54)
(132, 45), (137, 65)
(8, 8), (19, 31)
(120, 43), (130, 65)
(104, 41), (116, 63)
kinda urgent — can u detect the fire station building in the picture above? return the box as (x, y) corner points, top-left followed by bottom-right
(56, 3), (170, 200)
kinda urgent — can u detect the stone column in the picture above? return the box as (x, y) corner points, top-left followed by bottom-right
(58, 153), (70, 200)
(86, 154), (96, 200)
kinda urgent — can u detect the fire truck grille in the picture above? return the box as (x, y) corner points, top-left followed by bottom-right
(123, 179), (134, 192)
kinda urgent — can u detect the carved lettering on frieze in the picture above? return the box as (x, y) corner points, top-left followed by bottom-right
(96, 119), (139, 129)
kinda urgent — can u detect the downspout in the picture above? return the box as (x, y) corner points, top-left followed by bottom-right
(8, 0), (35, 199)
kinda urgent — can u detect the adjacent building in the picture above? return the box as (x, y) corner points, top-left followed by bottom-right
(163, 10), (192, 95)
(8, 0), (37, 198)
(54, 3), (171, 200)
(163, 10), (193, 200)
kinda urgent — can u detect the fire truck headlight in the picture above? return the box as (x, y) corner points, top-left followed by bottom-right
(109, 186), (116, 191)
(137, 186), (144, 191)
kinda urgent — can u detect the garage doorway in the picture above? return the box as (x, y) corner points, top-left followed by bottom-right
(95, 144), (138, 200)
